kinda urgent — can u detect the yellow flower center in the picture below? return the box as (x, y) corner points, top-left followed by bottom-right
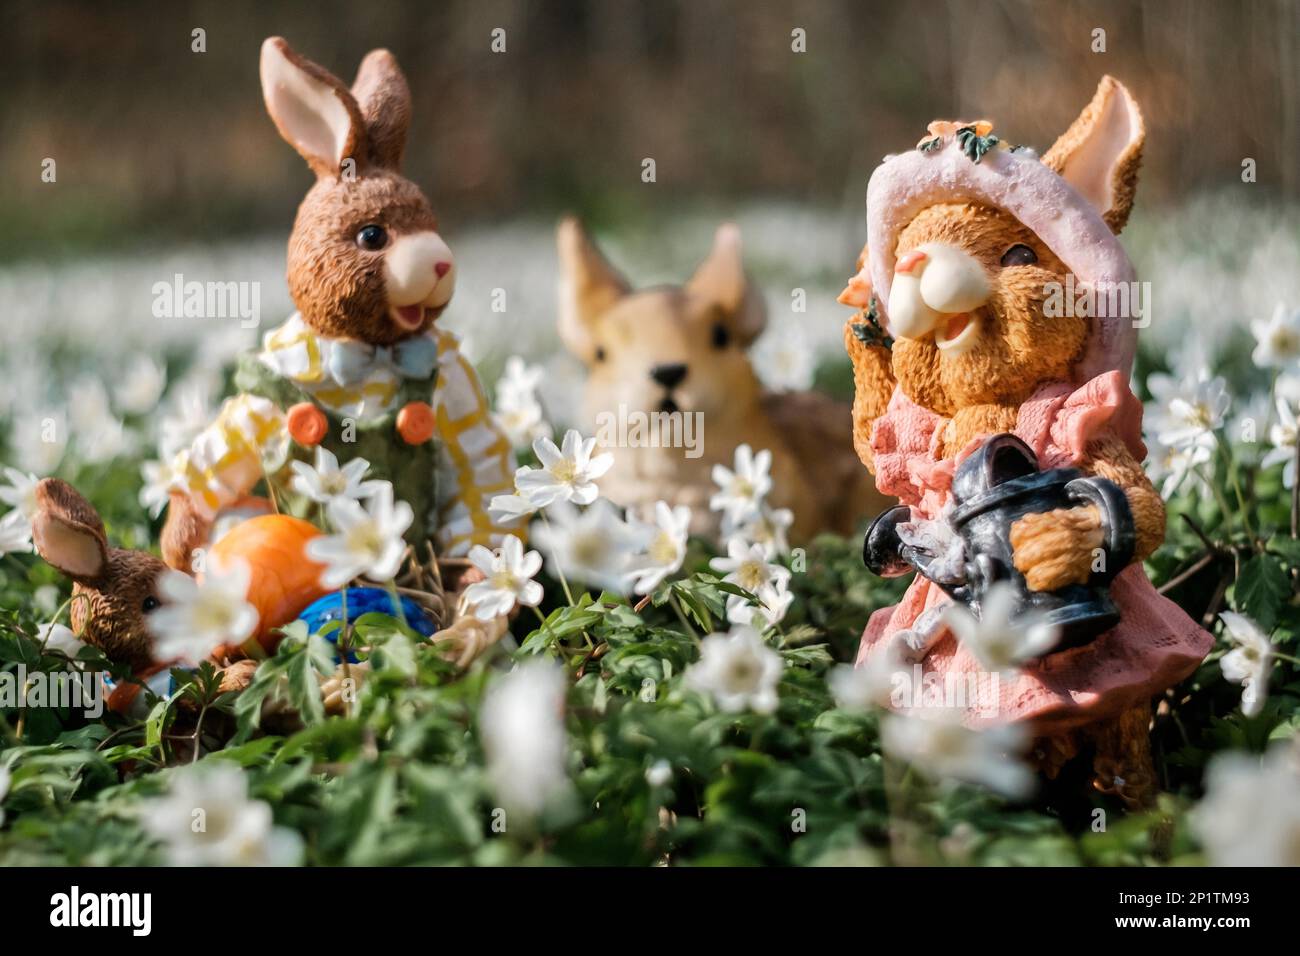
(737, 560), (766, 591)
(649, 531), (678, 565)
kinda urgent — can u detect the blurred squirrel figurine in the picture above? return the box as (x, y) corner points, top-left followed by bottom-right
(161, 38), (517, 581)
(844, 77), (1213, 807)
(558, 217), (887, 541)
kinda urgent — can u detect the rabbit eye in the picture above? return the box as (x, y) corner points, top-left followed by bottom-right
(594, 346), (607, 363)
(1000, 244), (1038, 267)
(142, 596), (160, 613)
(356, 224), (389, 251)
(711, 322), (731, 349)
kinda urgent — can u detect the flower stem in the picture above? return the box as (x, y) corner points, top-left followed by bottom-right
(539, 512), (576, 606)
(530, 605), (562, 651)
(384, 579), (410, 630)
(667, 591), (699, 640)
(1195, 463), (1238, 537)
(339, 585), (352, 717)
(1214, 432), (1254, 541)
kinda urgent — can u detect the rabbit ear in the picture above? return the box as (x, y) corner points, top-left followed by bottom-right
(1043, 76), (1145, 233)
(351, 48), (411, 171)
(556, 217), (631, 359)
(32, 479), (108, 583)
(260, 37), (367, 179)
(687, 224), (766, 344)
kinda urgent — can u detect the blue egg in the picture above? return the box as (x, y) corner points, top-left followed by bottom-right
(297, 588), (438, 662)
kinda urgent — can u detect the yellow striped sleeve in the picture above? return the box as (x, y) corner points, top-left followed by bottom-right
(432, 331), (520, 555)
(169, 394), (286, 521)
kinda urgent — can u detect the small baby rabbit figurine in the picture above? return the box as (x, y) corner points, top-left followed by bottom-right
(161, 38), (516, 577)
(845, 78), (1213, 807)
(31, 478), (256, 715)
(558, 217), (887, 541)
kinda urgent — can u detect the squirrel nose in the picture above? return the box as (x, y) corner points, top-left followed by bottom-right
(650, 363), (688, 389)
(434, 261), (451, 278)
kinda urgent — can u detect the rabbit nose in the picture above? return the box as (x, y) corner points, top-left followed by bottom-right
(887, 242), (990, 340)
(434, 262), (451, 278)
(895, 250), (928, 274)
(650, 363), (688, 389)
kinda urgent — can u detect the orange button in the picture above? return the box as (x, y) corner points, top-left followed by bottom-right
(396, 401), (436, 444)
(286, 402), (328, 446)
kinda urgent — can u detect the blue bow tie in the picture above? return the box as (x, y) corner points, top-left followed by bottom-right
(327, 334), (439, 387)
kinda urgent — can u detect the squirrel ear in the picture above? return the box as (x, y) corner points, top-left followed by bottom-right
(260, 37), (367, 179)
(556, 217), (630, 359)
(32, 479), (108, 583)
(1043, 76), (1145, 233)
(351, 48), (411, 171)
(687, 224), (766, 343)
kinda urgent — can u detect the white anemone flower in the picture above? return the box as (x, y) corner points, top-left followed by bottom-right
(942, 581), (1060, 674)
(494, 357), (549, 447)
(1250, 302), (1300, 369)
(1218, 611), (1274, 717)
(149, 558), (258, 666)
(645, 760), (673, 788)
(308, 482), (414, 587)
(531, 499), (639, 594)
(726, 503), (794, 559)
(752, 323), (816, 392)
(480, 659), (572, 821)
(1155, 377), (1231, 451)
(0, 509), (33, 556)
(881, 712), (1033, 799)
(494, 391), (549, 448)
(709, 444), (773, 525)
(488, 491), (539, 525)
(115, 355), (168, 415)
(726, 574), (794, 628)
(0, 467), (40, 520)
(1146, 438), (1213, 498)
(497, 355), (545, 400)
(462, 534), (544, 621)
(685, 626), (783, 714)
(515, 429), (613, 507)
(1192, 743), (1300, 866)
(139, 762), (304, 866)
(710, 538), (791, 625)
(289, 447), (383, 505)
(139, 458), (182, 518)
(828, 638), (909, 711)
(38, 622), (86, 659)
(158, 379), (215, 460)
(626, 501), (691, 595)
(1261, 397), (1299, 489)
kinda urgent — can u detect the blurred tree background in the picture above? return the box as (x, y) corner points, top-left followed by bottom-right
(2, 0), (1296, 262)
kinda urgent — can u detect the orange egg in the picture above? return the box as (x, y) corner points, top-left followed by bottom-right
(204, 514), (331, 658)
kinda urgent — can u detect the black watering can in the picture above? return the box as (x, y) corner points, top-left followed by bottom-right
(863, 433), (1135, 650)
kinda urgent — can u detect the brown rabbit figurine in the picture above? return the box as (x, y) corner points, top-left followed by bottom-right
(159, 38), (516, 583)
(845, 78), (1213, 807)
(558, 217), (889, 541)
(31, 478), (256, 716)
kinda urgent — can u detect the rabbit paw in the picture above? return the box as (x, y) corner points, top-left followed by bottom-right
(1010, 505), (1103, 592)
(321, 662), (370, 715)
(216, 659), (259, 695)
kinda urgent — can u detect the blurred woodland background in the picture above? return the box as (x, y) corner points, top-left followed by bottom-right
(3, 0), (1297, 260)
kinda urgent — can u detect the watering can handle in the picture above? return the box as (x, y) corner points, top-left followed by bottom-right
(1064, 476), (1135, 586)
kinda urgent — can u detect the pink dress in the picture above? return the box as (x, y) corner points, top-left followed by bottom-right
(857, 371), (1213, 736)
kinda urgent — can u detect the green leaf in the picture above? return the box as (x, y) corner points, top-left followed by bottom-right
(1234, 554), (1290, 632)
(286, 648), (325, 726)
